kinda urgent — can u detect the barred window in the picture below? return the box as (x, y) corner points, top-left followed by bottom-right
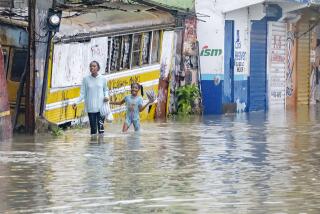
(106, 30), (161, 73)
(120, 35), (132, 70)
(109, 37), (121, 72)
(132, 33), (142, 67)
(142, 32), (151, 65)
(151, 31), (161, 63)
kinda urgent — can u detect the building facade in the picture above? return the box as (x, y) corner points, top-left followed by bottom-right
(196, 0), (320, 114)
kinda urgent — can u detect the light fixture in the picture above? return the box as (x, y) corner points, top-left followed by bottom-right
(47, 8), (62, 32)
(49, 14), (60, 26)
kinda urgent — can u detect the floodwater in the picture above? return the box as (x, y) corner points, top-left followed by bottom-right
(1, 107), (320, 213)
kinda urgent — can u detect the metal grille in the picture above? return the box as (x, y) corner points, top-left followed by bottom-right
(13, 0), (27, 8)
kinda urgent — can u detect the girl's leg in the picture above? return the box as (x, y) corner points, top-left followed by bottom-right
(122, 123), (129, 132)
(88, 113), (97, 135)
(98, 113), (105, 134)
(133, 120), (140, 132)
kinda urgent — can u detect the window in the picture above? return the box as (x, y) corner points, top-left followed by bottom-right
(142, 32), (151, 65)
(151, 31), (161, 63)
(120, 35), (132, 70)
(11, 49), (28, 82)
(110, 37), (121, 72)
(106, 39), (112, 73)
(105, 30), (162, 73)
(132, 33), (142, 67)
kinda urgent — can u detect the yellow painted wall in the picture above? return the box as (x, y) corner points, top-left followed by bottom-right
(296, 21), (310, 105)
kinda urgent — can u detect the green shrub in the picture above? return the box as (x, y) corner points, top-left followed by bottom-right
(51, 126), (64, 136)
(176, 84), (200, 115)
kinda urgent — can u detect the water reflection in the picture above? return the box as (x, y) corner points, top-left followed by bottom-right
(0, 110), (320, 213)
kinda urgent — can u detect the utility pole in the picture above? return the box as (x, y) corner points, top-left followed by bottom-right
(26, 0), (36, 134)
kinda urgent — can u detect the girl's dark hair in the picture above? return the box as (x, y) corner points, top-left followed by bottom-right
(90, 60), (100, 71)
(131, 82), (144, 96)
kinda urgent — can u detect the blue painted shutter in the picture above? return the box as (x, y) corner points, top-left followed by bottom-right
(249, 18), (267, 111)
(224, 20), (234, 103)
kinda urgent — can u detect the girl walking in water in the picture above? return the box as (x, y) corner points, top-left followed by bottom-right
(110, 83), (151, 132)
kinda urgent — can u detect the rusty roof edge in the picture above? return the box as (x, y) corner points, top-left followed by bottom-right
(131, 0), (196, 17)
(53, 23), (175, 44)
(0, 16), (28, 28)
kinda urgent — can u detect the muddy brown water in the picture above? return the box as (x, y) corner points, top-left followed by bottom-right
(1, 107), (320, 213)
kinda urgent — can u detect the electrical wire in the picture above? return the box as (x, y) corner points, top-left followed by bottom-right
(296, 16), (320, 39)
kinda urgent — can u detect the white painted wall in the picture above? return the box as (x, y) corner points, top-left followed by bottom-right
(248, 4), (265, 20)
(222, 0), (265, 13)
(196, 0), (225, 76)
(226, 8), (250, 78)
(52, 37), (108, 88)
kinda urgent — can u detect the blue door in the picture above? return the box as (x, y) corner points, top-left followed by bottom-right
(224, 20), (234, 104)
(249, 18), (267, 111)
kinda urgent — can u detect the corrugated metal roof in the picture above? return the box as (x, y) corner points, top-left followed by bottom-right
(55, 2), (175, 41)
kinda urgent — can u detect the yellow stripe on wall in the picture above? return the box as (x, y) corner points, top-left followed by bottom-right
(107, 70), (160, 90)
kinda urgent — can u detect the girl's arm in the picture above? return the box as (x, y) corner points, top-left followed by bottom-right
(109, 99), (125, 105)
(139, 100), (151, 112)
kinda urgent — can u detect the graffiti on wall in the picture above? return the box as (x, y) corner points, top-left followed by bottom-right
(271, 35), (286, 63)
(234, 30), (247, 73)
(183, 17), (197, 55)
(183, 17), (198, 85)
(309, 25), (320, 104)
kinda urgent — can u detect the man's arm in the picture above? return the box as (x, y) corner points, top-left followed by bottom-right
(72, 78), (86, 108)
(103, 79), (109, 102)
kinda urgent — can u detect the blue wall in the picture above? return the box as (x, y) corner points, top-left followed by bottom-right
(234, 75), (248, 111)
(201, 74), (223, 114)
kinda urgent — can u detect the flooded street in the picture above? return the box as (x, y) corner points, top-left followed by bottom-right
(1, 108), (320, 213)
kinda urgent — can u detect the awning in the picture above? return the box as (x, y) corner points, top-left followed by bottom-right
(54, 2), (175, 42)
